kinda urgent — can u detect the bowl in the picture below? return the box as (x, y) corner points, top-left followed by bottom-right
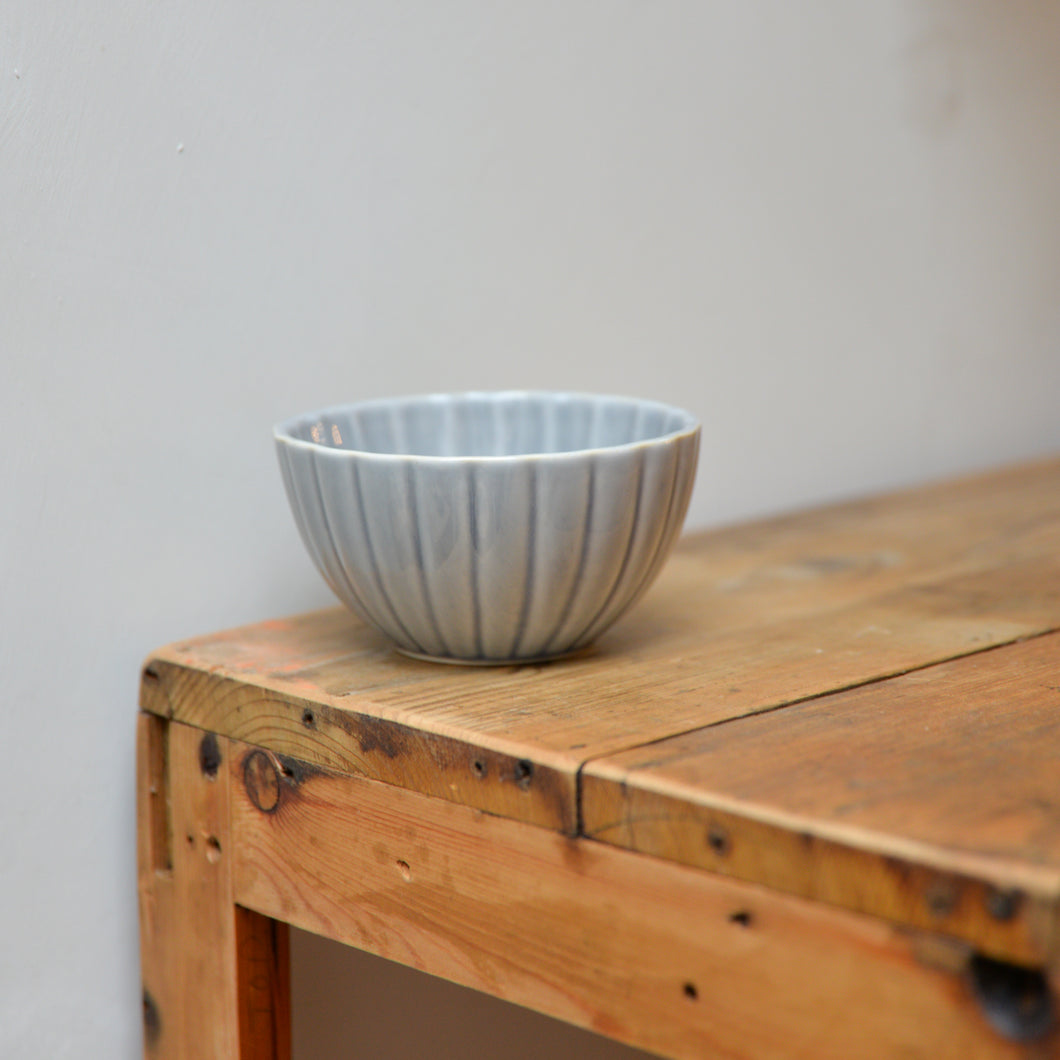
(275, 391), (700, 664)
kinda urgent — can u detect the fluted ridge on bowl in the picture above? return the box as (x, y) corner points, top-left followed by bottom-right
(276, 393), (700, 663)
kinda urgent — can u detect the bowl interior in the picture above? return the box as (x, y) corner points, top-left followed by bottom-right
(279, 392), (697, 459)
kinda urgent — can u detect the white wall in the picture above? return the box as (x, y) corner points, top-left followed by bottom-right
(3, 2), (1060, 1056)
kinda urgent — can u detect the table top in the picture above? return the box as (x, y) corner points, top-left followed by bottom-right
(142, 456), (1060, 966)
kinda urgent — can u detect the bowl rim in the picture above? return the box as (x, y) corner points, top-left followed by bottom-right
(274, 390), (700, 464)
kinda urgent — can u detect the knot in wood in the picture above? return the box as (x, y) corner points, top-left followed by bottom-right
(243, 750), (282, 814)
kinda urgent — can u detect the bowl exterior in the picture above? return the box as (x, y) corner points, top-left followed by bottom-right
(276, 421), (699, 663)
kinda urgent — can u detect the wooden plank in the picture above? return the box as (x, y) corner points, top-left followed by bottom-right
(142, 458), (1060, 832)
(226, 737), (1051, 1060)
(138, 716), (238, 1058)
(583, 633), (1060, 966)
(237, 907), (291, 1060)
(137, 718), (290, 1059)
(140, 648), (577, 833)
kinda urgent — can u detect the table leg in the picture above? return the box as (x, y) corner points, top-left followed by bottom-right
(137, 715), (290, 1059)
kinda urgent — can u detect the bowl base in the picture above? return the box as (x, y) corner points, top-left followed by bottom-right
(394, 644), (591, 667)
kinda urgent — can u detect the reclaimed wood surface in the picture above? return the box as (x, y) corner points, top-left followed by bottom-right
(227, 735), (1047, 1060)
(236, 906), (291, 1060)
(137, 717), (290, 1059)
(584, 633), (1060, 966)
(141, 457), (1060, 839)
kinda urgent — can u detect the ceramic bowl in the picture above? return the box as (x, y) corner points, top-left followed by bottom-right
(275, 392), (700, 664)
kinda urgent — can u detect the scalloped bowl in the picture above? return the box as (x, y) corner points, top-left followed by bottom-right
(275, 392), (700, 664)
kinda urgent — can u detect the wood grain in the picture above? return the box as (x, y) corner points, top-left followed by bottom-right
(137, 718), (290, 1059)
(138, 716), (239, 1058)
(227, 738), (1048, 1060)
(583, 633), (1060, 965)
(236, 906), (290, 1060)
(140, 644), (577, 833)
(141, 457), (1060, 833)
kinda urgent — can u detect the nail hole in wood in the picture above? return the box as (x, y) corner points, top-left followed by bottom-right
(985, 888), (1021, 922)
(683, 982), (698, 1001)
(301, 708), (316, 729)
(198, 732), (221, 779)
(515, 759), (533, 790)
(926, 881), (957, 918)
(396, 860), (411, 881)
(205, 836), (222, 864)
(729, 910), (753, 928)
(707, 824), (730, 856)
(472, 759), (486, 778)
(142, 666), (160, 684)
(186, 833), (194, 846)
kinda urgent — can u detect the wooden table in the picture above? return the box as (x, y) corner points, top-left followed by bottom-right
(138, 457), (1060, 1059)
